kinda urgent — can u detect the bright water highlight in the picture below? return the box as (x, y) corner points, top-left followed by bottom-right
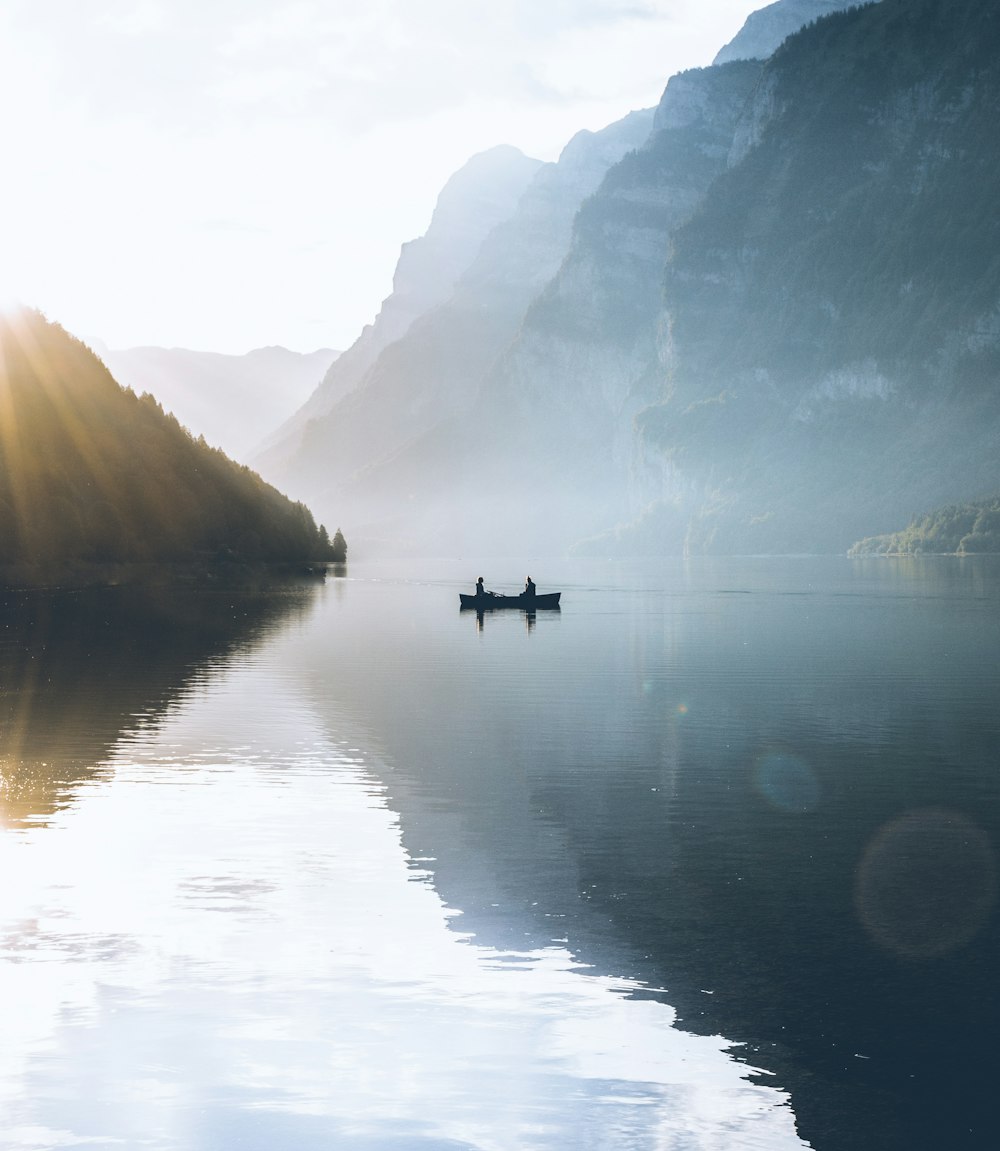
(1, 557), (998, 1149)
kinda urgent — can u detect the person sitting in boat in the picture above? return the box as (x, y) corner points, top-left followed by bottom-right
(524, 575), (536, 598)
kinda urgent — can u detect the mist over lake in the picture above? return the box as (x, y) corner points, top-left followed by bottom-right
(4, 2), (1000, 1149)
(1, 557), (996, 1150)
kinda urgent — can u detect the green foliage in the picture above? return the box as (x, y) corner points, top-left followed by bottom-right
(329, 528), (347, 563)
(849, 496), (1000, 555)
(0, 308), (340, 572)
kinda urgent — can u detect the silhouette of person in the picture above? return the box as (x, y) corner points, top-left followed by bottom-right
(524, 575), (536, 597)
(476, 576), (486, 597)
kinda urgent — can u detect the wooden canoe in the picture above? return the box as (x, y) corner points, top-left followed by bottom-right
(459, 591), (561, 610)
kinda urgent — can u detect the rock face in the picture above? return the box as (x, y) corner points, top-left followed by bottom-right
(478, 60), (767, 544)
(628, 0), (1000, 554)
(308, 47), (770, 554)
(100, 344), (338, 462)
(257, 111), (655, 546)
(254, 145), (544, 474)
(261, 0), (1000, 558)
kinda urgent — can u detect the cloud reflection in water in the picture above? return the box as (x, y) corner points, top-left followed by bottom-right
(0, 640), (807, 1150)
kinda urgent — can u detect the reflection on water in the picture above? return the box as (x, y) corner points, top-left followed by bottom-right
(280, 558), (1000, 1151)
(0, 614), (804, 1150)
(0, 580), (314, 826)
(467, 606), (557, 633)
(2, 558), (999, 1150)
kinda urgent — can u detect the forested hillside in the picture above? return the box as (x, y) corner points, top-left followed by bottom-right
(850, 497), (1000, 555)
(0, 308), (338, 576)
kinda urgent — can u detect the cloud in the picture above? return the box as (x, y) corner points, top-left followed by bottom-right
(0, 0), (761, 351)
(4, 1), (727, 132)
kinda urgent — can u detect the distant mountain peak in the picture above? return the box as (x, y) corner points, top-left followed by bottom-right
(713, 0), (873, 65)
(99, 344), (339, 462)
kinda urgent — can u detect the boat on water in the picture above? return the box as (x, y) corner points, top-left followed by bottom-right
(459, 591), (561, 610)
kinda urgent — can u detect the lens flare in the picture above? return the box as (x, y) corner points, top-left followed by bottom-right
(855, 807), (997, 958)
(753, 752), (820, 813)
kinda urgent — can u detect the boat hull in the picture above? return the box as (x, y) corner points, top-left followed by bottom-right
(459, 592), (561, 610)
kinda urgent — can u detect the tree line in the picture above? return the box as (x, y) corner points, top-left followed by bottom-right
(0, 308), (344, 571)
(850, 497), (1000, 555)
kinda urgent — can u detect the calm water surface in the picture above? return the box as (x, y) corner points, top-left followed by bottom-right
(1, 558), (998, 1150)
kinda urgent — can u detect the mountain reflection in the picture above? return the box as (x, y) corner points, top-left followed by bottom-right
(0, 579), (316, 827)
(284, 558), (1000, 1151)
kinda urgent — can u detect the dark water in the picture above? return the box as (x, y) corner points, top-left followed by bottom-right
(1, 558), (998, 1150)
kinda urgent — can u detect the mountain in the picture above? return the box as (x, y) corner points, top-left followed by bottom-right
(254, 145), (544, 474)
(99, 343), (338, 462)
(463, 59), (768, 550)
(337, 60), (763, 554)
(622, 0), (1000, 554)
(0, 308), (338, 579)
(713, 0), (862, 64)
(423, 0), (871, 556)
(254, 114), (654, 547)
(261, 0), (899, 556)
(350, 0), (1000, 559)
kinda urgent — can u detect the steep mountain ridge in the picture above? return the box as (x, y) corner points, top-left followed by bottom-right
(258, 0), (1000, 559)
(627, 0), (1000, 553)
(255, 145), (543, 473)
(263, 0), (890, 555)
(713, 0), (865, 64)
(261, 110), (655, 536)
(474, 59), (767, 541)
(333, 0), (1000, 558)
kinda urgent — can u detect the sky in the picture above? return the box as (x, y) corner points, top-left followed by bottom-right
(0, 0), (763, 355)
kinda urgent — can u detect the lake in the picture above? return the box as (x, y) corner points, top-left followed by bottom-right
(1, 557), (997, 1150)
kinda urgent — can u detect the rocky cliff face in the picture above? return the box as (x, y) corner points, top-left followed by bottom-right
(484, 61), (766, 528)
(267, 60), (770, 554)
(387, 0), (999, 558)
(261, 0), (996, 558)
(627, 0), (1000, 554)
(258, 110), (654, 542)
(254, 144), (543, 472)
(367, 57), (765, 556)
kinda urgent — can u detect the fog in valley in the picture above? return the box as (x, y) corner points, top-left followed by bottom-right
(3, 4), (1000, 1151)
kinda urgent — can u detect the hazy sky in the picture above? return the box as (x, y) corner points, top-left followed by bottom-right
(0, 1), (762, 354)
